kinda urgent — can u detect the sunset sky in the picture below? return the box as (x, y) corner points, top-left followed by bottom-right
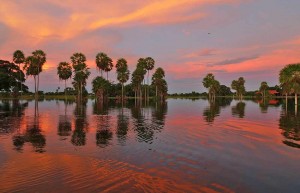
(1, 0), (300, 93)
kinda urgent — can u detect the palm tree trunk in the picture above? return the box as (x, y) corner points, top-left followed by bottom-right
(19, 64), (22, 96)
(156, 86), (158, 98)
(65, 80), (67, 99)
(107, 72), (108, 81)
(122, 83), (124, 102)
(37, 74), (40, 98)
(295, 93), (298, 106)
(34, 76), (37, 99)
(147, 71), (149, 100)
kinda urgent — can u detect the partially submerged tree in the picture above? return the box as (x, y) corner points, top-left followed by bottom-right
(279, 63), (300, 106)
(57, 62), (72, 97)
(231, 77), (246, 100)
(144, 57), (155, 99)
(13, 50), (25, 95)
(152, 67), (167, 101)
(132, 60), (147, 99)
(71, 53), (90, 102)
(116, 58), (130, 102)
(259, 81), (269, 98)
(92, 76), (110, 101)
(32, 50), (46, 97)
(202, 73), (220, 100)
(24, 56), (40, 97)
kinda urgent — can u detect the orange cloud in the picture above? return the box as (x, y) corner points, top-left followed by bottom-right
(0, 0), (240, 41)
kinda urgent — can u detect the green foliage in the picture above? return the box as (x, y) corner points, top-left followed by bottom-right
(144, 57), (155, 71)
(0, 60), (28, 92)
(71, 53), (90, 99)
(24, 56), (39, 76)
(152, 67), (168, 97)
(217, 85), (233, 96)
(95, 52), (113, 77)
(13, 50), (25, 65)
(231, 77), (246, 98)
(92, 76), (110, 94)
(202, 73), (220, 98)
(279, 63), (300, 94)
(116, 58), (130, 85)
(57, 62), (72, 81)
(116, 58), (128, 73)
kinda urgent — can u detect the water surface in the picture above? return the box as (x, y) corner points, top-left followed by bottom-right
(0, 98), (299, 193)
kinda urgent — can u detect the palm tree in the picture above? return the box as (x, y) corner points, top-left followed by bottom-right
(279, 63), (300, 106)
(13, 50), (25, 95)
(71, 53), (90, 102)
(96, 52), (108, 77)
(32, 50), (46, 97)
(144, 57), (155, 99)
(259, 81), (269, 98)
(104, 57), (113, 81)
(96, 52), (113, 80)
(24, 56), (39, 97)
(57, 62), (72, 98)
(152, 67), (165, 98)
(116, 58), (130, 101)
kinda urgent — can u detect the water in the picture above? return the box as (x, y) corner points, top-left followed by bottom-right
(0, 98), (299, 193)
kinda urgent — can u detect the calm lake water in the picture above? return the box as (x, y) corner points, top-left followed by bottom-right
(0, 98), (299, 193)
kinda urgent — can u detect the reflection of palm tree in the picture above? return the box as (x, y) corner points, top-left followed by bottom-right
(203, 101), (220, 124)
(71, 102), (88, 146)
(116, 109), (129, 145)
(96, 129), (113, 148)
(203, 98), (232, 124)
(93, 101), (113, 148)
(13, 100), (46, 153)
(57, 101), (72, 140)
(152, 101), (168, 126)
(279, 103), (300, 148)
(232, 102), (246, 118)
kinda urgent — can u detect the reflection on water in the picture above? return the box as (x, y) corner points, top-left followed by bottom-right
(203, 98), (232, 124)
(0, 98), (299, 192)
(71, 102), (88, 146)
(279, 100), (300, 149)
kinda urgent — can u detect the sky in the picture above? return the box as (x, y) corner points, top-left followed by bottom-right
(1, 0), (300, 93)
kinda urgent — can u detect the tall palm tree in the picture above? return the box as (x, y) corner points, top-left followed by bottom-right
(24, 56), (39, 97)
(104, 57), (113, 81)
(13, 50), (25, 95)
(71, 53), (90, 102)
(144, 57), (155, 99)
(132, 64), (146, 100)
(259, 81), (269, 98)
(152, 68), (165, 98)
(32, 50), (46, 97)
(116, 58), (130, 102)
(96, 52), (108, 77)
(57, 62), (72, 98)
(279, 63), (300, 106)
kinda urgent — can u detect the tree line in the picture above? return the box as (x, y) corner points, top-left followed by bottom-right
(4, 50), (168, 102)
(201, 63), (300, 104)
